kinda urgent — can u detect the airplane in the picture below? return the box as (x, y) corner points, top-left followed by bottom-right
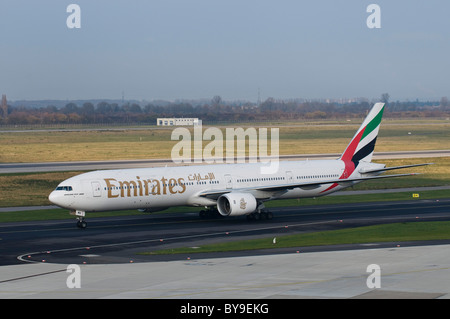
(49, 102), (431, 228)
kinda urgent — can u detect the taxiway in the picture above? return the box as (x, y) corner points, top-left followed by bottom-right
(1, 198), (450, 298)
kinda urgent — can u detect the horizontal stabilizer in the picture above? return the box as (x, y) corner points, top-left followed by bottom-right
(359, 163), (433, 174)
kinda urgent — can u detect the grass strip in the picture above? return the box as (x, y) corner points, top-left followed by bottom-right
(140, 221), (450, 255)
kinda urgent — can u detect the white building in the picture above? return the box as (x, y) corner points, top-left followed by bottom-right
(157, 118), (200, 126)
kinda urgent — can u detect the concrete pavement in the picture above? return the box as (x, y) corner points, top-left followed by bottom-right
(1, 244), (449, 299)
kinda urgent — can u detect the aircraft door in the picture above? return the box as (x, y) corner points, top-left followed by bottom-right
(224, 174), (233, 189)
(91, 181), (102, 197)
(286, 171), (293, 183)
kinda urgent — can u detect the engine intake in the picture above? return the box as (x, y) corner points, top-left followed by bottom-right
(217, 193), (257, 217)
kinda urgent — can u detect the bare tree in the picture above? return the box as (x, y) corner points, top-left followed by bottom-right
(212, 95), (222, 107)
(381, 93), (390, 104)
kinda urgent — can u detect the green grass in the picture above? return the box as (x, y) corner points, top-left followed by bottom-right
(0, 171), (85, 207)
(140, 221), (450, 255)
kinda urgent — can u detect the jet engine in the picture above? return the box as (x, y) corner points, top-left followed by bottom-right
(217, 193), (257, 217)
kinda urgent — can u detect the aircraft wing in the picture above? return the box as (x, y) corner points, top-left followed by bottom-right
(244, 173), (420, 192)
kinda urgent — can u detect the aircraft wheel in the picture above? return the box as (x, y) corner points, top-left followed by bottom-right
(77, 220), (87, 229)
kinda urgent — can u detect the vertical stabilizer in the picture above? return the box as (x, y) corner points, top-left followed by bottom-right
(340, 102), (385, 165)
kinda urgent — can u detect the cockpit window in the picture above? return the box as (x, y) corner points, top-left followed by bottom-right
(55, 186), (73, 191)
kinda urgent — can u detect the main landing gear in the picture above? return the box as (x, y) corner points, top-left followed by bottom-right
(198, 207), (273, 221)
(246, 202), (273, 221)
(71, 210), (87, 229)
(199, 207), (222, 219)
(246, 210), (273, 221)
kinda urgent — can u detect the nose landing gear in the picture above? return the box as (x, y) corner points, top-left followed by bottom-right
(76, 218), (87, 229)
(71, 210), (87, 229)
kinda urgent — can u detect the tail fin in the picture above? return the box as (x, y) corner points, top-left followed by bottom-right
(340, 102), (385, 165)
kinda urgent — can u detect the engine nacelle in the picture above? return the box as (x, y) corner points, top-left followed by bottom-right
(217, 193), (257, 217)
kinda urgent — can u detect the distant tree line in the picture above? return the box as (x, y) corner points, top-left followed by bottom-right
(2, 96), (449, 125)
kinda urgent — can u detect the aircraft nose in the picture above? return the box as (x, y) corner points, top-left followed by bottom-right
(48, 191), (67, 208)
(48, 191), (59, 205)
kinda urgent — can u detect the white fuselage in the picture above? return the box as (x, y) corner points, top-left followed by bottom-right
(48, 159), (378, 213)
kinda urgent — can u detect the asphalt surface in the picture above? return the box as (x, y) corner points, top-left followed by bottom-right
(1, 197), (450, 267)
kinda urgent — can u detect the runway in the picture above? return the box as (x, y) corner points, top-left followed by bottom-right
(1, 198), (450, 299)
(1, 149), (448, 173)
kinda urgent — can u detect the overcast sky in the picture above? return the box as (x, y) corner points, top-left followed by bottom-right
(1, 1), (449, 102)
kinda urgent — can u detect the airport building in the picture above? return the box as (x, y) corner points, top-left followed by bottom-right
(157, 117), (200, 126)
